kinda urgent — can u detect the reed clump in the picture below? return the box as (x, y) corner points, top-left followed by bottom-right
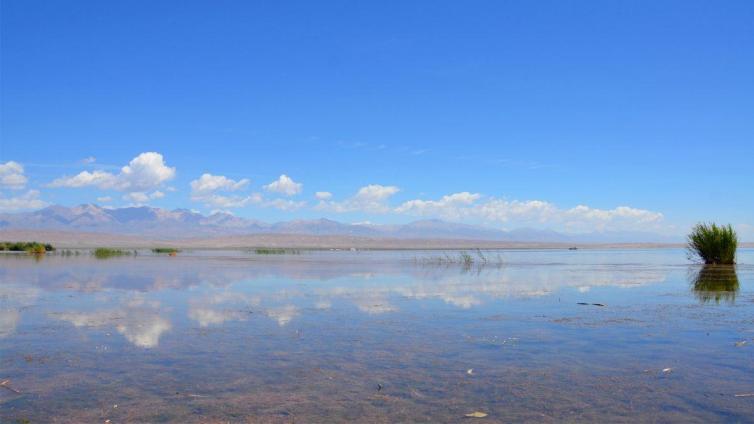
(414, 250), (503, 268)
(93, 248), (134, 259)
(687, 223), (737, 265)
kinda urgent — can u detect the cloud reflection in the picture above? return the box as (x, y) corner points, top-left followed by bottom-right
(53, 298), (171, 348)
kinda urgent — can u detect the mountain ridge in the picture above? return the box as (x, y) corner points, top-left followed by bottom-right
(0, 204), (680, 243)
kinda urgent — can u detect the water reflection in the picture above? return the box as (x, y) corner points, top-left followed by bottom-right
(2, 251), (754, 423)
(50, 295), (171, 348)
(690, 265), (740, 304)
(0, 254), (675, 347)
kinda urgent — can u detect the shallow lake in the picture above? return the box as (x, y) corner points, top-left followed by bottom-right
(1, 248), (753, 423)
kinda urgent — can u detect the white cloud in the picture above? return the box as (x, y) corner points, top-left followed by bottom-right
(203, 193), (264, 209)
(315, 191), (332, 200)
(0, 161), (28, 189)
(0, 190), (48, 211)
(190, 173), (249, 195)
(189, 173), (258, 209)
(395, 192), (664, 233)
(264, 174), (302, 196)
(49, 152), (175, 193)
(49, 170), (117, 188)
(123, 190), (165, 204)
(317, 184), (400, 213)
(265, 198), (307, 211)
(395, 192), (481, 219)
(97, 196), (112, 203)
(80, 156), (97, 164)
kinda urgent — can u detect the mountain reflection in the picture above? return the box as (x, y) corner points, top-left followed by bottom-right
(690, 265), (740, 304)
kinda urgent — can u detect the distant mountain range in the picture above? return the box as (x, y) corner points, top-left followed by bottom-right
(0, 204), (679, 243)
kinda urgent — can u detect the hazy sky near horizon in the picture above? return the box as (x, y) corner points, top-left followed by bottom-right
(1, 1), (752, 236)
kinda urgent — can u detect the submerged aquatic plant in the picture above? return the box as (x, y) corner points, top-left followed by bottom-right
(687, 223), (737, 264)
(691, 265), (739, 304)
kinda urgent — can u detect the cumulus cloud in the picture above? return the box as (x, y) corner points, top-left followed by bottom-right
(0, 161), (28, 189)
(315, 191), (332, 200)
(395, 192), (664, 233)
(264, 174), (302, 196)
(395, 192), (481, 219)
(265, 198), (307, 211)
(189, 172), (261, 209)
(123, 190), (165, 204)
(189, 173), (306, 211)
(317, 184), (400, 213)
(49, 152), (175, 193)
(190, 173), (249, 195)
(0, 190), (48, 211)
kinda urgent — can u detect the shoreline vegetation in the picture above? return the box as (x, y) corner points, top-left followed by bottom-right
(0, 241), (54, 254)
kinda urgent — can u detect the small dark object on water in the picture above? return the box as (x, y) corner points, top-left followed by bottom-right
(568, 247), (578, 250)
(592, 303), (606, 307)
(577, 302), (589, 305)
(377, 383), (383, 391)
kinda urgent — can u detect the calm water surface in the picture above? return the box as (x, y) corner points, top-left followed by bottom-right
(1, 249), (753, 423)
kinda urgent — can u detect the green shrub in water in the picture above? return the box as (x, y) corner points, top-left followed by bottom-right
(94, 248), (132, 259)
(687, 223), (737, 264)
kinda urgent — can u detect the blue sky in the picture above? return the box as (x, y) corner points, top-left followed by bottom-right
(1, 0), (752, 237)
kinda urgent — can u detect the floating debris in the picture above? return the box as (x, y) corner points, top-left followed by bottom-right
(734, 341), (747, 347)
(592, 303), (606, 307)
(465, 411), (488, 418)
(734, 393), (754, 397)
(0, 379), (21, 394)
(662, 368), (673, 373)
(577, 302), (589, 305)
(467, 368), (474, 375)
(377, 383), (383, 392)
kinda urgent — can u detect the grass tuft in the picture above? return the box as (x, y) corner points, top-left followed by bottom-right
(687, 223), (737, 264)
(93, 248), (134, 259)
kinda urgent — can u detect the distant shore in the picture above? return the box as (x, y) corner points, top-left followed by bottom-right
(5, 228), (752, 250)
